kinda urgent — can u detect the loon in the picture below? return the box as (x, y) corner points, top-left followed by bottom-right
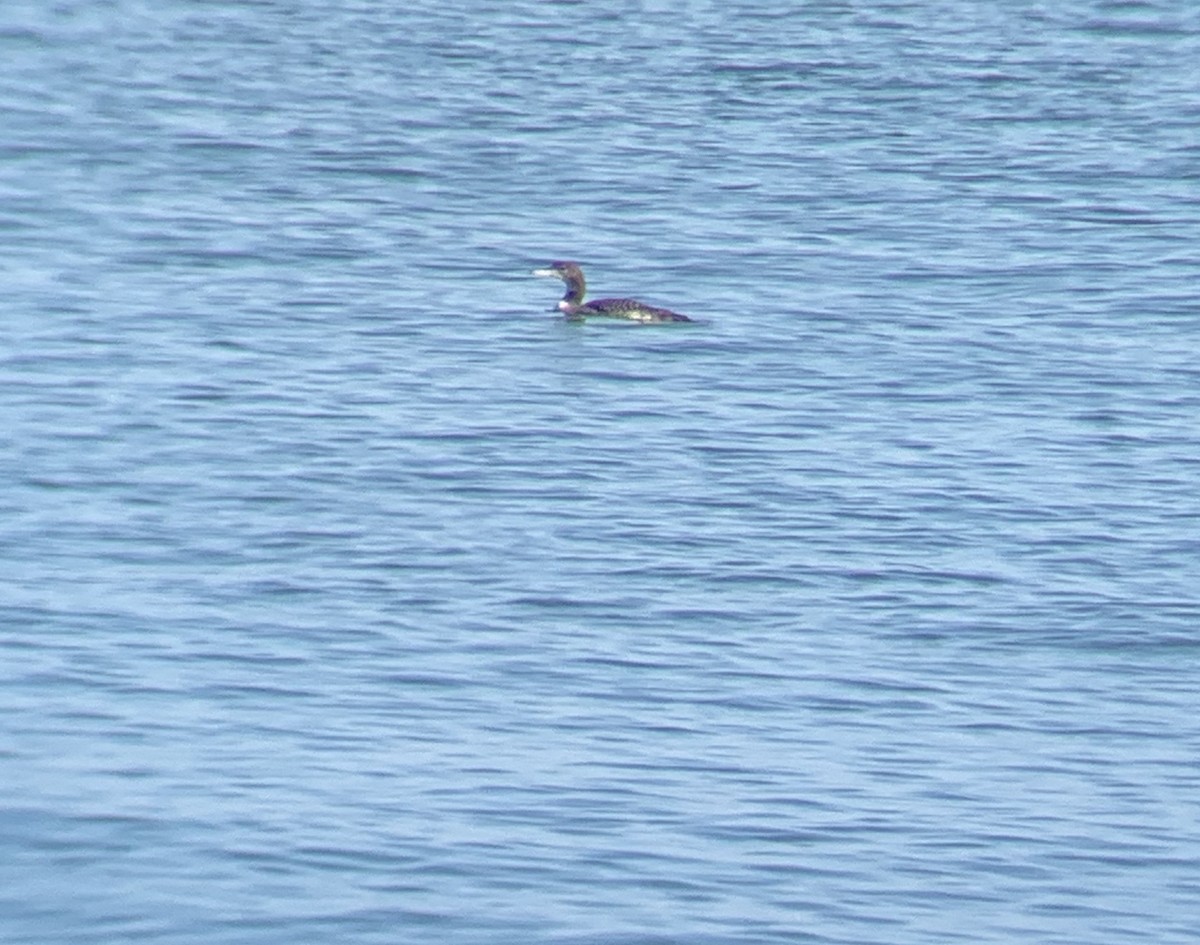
(532, 261), (692, 323)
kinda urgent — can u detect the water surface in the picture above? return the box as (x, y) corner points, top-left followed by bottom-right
(3, 2), (1200, 943)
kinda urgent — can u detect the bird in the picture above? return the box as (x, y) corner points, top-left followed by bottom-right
(532, 261), (692, 323)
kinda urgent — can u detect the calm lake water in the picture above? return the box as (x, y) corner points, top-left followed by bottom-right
(3, 1), (1200, 943)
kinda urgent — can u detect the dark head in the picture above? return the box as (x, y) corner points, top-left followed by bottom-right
(531, 260), (584, 284)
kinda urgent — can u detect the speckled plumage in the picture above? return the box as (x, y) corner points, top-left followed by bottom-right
(532, 261), (692, 324)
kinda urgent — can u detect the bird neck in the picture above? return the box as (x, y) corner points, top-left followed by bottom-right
(560, 272), (585, 305)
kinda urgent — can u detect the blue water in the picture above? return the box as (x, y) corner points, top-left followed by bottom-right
(3, 1), (1200, 943)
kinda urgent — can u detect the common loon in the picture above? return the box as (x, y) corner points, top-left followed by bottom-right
(532, 261), (692, 323)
